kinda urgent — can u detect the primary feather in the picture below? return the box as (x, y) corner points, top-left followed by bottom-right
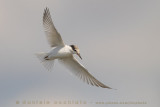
(43, 7), (64, 47)
(59, 56), (112, 88)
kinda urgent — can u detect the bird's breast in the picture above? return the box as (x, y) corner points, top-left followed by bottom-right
(48, 46), (72, 59)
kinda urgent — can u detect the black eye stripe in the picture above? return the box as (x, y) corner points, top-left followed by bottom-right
(70, 45), (76, 51)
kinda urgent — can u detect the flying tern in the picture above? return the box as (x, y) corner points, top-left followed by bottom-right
(36, 7), (112, 89)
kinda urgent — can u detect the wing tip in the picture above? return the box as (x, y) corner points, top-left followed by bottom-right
(102, 85), (117, 90)
(44, 7), (49, 12)
(43, 7), (50, 18)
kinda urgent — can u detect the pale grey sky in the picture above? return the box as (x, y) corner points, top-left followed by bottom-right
(0, 0), (160, 107)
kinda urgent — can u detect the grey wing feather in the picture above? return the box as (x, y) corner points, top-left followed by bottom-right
(59, 56), (112, 89)
(43, 7), (64, 47)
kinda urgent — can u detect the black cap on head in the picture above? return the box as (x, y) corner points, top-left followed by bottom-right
(70, 45), (82, 59)
(70, 45), (76, 51)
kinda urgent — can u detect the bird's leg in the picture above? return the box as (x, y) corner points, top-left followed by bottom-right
(44, 56), (49, 60)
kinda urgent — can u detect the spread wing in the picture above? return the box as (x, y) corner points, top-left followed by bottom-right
(43, 7), (64, 47)
(59, 56), (112, 88)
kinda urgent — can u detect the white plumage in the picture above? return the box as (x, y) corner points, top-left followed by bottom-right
(36, 7), (112, 89)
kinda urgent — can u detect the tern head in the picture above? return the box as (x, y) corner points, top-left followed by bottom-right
(70, 45), (82, 59)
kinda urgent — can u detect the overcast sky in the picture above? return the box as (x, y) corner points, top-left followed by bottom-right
(0, 0), (160, 107)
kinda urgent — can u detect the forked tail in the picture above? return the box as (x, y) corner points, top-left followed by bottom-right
(35, 52), (54, 71)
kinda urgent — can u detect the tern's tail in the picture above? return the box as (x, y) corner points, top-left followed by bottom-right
(35, 52), (54, 71)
